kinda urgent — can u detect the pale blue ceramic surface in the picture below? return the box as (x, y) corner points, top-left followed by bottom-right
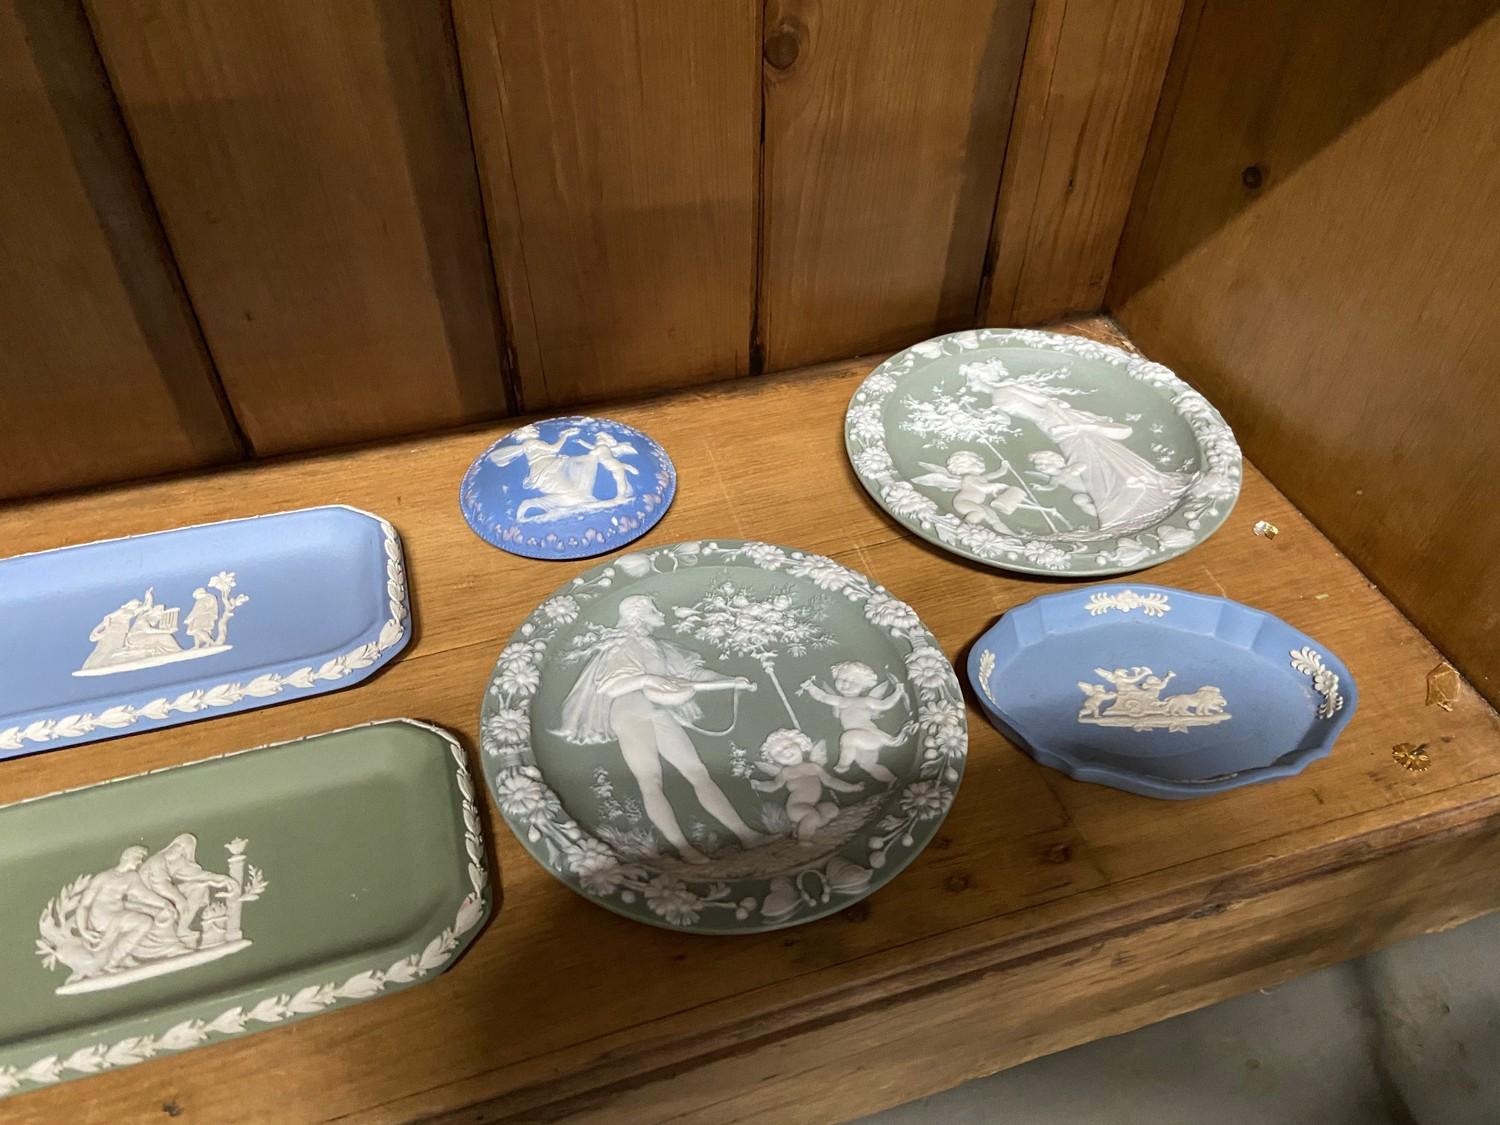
(0, 506), (409, 759)
(460, 416), (675, 560)
(967, 584), (1356, 799)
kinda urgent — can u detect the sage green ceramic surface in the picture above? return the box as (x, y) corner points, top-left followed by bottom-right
(481, 540), (966, 933)
(845, 328), (1242, 576)
(0, 719), (489, 1097)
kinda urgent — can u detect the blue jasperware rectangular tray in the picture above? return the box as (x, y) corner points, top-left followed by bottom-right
(968, 584), (1356, 799)
(0, 507), (409, 759)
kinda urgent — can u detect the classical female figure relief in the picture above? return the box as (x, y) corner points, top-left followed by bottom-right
(75, 572), (249, 677)
(1076, 666), (1231, 732)
(488, 424), (642, 523)
(961, 359), (1192, 535)
(37, 835), (268, 995)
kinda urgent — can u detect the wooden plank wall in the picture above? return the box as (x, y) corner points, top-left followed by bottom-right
(0, 0), (242, 500)
(0, 0), (1184, 501)
(86, 0), (510, 455)
(982, 0), (1183, 325)
(758, 0), (1030, 370)
(1109, 0), (1500, 706)
(453, 0), (760, 408)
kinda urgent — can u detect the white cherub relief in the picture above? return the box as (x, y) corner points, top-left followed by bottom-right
(913, 451), (1065, 534)
(581, 432), (640, 500)
(1076, 666), (1231, 732)
(751, 729), (863, 843)
(798, 662), (915, 784)
(1026, 450), (1099, 521)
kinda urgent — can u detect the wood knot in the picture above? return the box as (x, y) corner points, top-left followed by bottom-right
(1043, 842), (1072, 864)
(944, 873), (971, 893)
(764, 26), (802, 70)
(1241, 164), (1265, 190)
(842, 901), (871, 923)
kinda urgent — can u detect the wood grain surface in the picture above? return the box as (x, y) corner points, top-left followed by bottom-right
(1110, 0), (1500, 707)
(983, 0), (1183, 326)
(0, 0), (241, 501)
(4, 318), (1497, 1124)
(759, 0), (1030, 369)
(456, 0), (759, 409)
(86, 0), (509, 455)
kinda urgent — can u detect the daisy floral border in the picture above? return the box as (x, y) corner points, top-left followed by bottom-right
(0, 719), (489, 1097)
(481, 540), (967, 933)
(844, 328), (1243, 575)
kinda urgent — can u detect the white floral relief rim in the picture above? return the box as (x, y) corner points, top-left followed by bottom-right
(844, 328), (1243, 576)
(481, 540), (968, 934)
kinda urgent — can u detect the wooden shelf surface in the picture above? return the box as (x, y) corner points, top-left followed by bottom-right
(5, 319), (1498, 1124)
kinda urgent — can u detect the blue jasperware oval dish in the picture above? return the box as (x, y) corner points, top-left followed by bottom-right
(460, 416), (676, 560)
(967, 584), (1356, 799)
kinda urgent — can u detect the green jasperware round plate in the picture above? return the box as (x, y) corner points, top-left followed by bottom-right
(480, 540), (966, 934)
(845, 329), (1242, 576)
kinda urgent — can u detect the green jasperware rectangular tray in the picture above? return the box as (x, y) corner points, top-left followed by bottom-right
(0, 719), (490, 1098)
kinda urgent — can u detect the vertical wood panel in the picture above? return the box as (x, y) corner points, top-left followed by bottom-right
(455, 0), (759, 408)
(760, 0), (1030, 371)
(1111, 1), (1500, 704)
(86, 0), (508, 455)
(0, 0), (240, 501)
(982, 0), (1183, 326)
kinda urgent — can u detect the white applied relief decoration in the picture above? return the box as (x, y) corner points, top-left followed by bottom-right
(1076, 666), (1231, 732)
(489, 423), (642, 523)
(848, 328), (1242, 572)
(1290, 646), (1344, 719)
(486, 542), (966, 928)
(2, 724), (486, 1096)
(1, 519), (408, 752)
(37, 836), (267, 994)
(1084, 589), (1172, 617)
(977, 649), (998, 706)
(75, 572), (248, 677)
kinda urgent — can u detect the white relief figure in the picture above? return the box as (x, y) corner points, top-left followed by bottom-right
(183, 587), (220, 649)
(1026, 450), (1098, 521)
(490, 423), (643, 523)
(74, 572), (249, 677)
(581, 432), (640, 501)
(1076, 666), (1230, 733)
(798, 662), (915, 784)
(750, 729), (863, 844)
(122, 589), (183, 661)
(913, 451), (1068, 534)
(555, 595), (764, 863)
(963, 359), (1193, 532)
(37, 835), (268, 995)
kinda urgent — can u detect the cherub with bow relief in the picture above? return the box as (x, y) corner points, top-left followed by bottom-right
(913, 450), (1067, 533)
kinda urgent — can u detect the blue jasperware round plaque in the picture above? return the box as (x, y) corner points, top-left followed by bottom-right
(460, 416), (676, 560)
